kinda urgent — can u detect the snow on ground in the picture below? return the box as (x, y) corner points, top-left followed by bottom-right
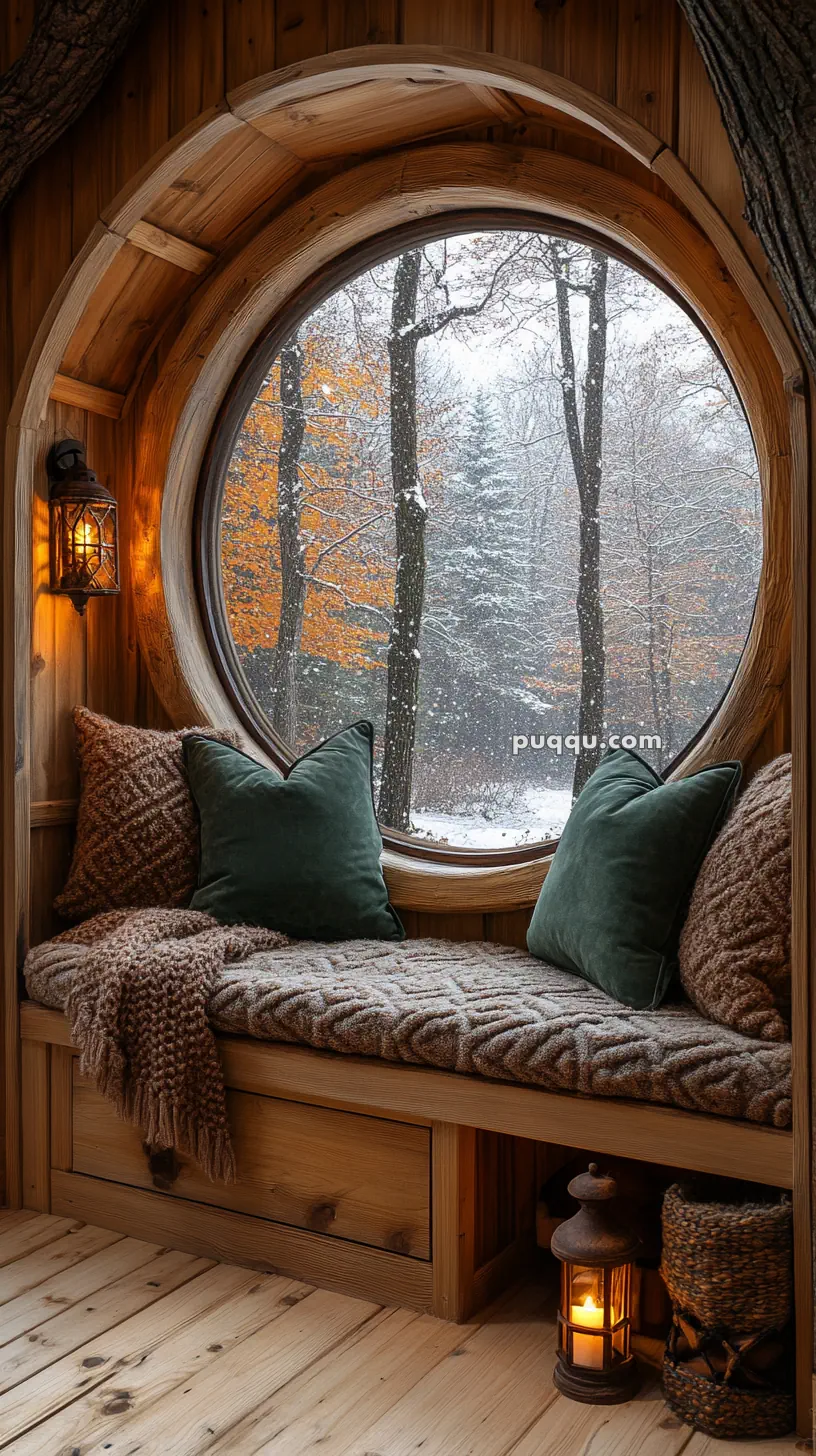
(410, 786), (572, 849)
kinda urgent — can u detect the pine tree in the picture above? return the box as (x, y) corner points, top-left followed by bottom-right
(430, 389), (528, 768)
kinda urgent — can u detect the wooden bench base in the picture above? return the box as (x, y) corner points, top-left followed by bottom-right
(21, 1005), (542, 1321)
(19, 1002), (794, 1330)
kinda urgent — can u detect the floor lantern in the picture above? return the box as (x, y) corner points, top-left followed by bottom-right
(551, 1162), (641, 1404)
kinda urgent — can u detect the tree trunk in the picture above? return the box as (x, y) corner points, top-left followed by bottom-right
(378, 249), (427, 832)
(269, 339), (307, 744)
(550, 245), (608, 798)
(0, 0), (153, 212)
(676, 1), (816, 378)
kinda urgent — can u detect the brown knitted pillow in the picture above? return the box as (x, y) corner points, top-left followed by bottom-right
(678, 753), (791, 1042)
(55, 708), (236, 920)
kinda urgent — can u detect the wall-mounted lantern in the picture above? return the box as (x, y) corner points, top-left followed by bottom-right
(551, 1163), (641, 1404)
(47, 439), (120, 616)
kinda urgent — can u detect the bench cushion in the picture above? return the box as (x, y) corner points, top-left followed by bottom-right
(25, 935), (791, 1128)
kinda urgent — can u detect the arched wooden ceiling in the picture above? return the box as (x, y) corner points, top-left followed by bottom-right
(11, 44), (800, 438)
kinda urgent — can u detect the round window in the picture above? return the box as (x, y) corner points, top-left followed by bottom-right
(204, 225), (761, 853)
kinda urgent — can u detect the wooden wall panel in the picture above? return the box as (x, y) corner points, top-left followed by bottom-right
(562, 0), (618, 101)
(170, 0), (226, 132)
(28, 827), (72, 949)
(414, 912), (487, 942)
(490, 0), (575, 77)
(0, 1), (34, 67)
(276, 0), (329, 67)
(402, 0), (489, 49)
(327, 0), (398, 48)
(615, 0), (678, 145)
(491, 0), (555, 69)
(225, 0), (277, 90)
(484, 911), (531, 950)
(676, 16), (769, 287)
(31, 403), (86, 807)
(67, 6), (172, 261)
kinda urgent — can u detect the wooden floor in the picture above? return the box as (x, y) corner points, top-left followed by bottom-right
(0, 1210), (800, 1455)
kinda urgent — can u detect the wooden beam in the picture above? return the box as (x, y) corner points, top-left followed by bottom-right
(30, 800), (78, 829)
(49, 1045), (73, 1173)
(48, 373), (125, 419)
(21, 1006), (81, 1046)
(431, 1122), (476, 1320)
(21, 1005), (794, 1189)
(126, 220), (215, 274)
(788, 373), (814, 1437)
(20, 1041), (49, 1213)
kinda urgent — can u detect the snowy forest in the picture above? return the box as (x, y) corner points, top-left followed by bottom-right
(220, 229), (762, 849)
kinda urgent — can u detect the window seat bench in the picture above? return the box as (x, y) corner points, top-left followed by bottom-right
(19, 936), (792, 1324)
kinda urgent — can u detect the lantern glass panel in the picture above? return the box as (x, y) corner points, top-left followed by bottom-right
(609, 1263), (631, 1359)
(566, 1263), (608, 1370)
(58, 500), (119, 593)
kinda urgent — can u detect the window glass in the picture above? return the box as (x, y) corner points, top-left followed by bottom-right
(219, 229), (761, 848)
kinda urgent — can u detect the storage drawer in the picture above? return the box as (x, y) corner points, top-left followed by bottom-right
(72, 1065), (430, 1258)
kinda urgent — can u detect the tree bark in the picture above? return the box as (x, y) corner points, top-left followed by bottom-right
(269, 339), (307, 743)
(551, 244), (609, 798)
(377, 238), (533, 830)
(0, 0), (153, 212)
(378, 249), (426, 832)
(676, 0), (816, 378)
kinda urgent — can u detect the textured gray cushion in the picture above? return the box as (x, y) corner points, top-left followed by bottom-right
(25, 935), (790, 1128)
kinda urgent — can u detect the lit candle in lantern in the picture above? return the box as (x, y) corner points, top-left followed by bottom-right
(551, 1165), (640, 1403)
(571, 1294), (613, 1369)
(75, 519), (95, 561)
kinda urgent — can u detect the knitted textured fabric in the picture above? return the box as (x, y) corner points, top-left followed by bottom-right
(679, 754), (791, 1042)
(54, 708), (235, 920)
(48, 907), (289, 1181)
(26, 931), (791, 1129)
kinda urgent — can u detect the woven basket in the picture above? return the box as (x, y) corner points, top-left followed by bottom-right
(662, 1359), (795, 1441)
(661, 1182), (792, 1329)
(661, 1181), (794, 1440)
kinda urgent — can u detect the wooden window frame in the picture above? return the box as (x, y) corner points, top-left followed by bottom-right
(195, 207), (762, 869)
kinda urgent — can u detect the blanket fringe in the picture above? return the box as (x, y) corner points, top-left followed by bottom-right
(59, 909), (288, 1186)
(74, 1021), (236, 1184)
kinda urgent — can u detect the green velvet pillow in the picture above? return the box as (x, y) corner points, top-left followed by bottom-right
(183, 722), (403, 942)
(527, 748), (741, 1010)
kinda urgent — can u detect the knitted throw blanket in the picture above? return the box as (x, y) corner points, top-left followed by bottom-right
(48, 907), (288, 1182)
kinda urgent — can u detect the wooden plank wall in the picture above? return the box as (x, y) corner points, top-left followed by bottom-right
(0, 0), (797, 1194)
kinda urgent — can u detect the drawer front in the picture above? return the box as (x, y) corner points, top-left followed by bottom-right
(72, 1066), (430, 1258)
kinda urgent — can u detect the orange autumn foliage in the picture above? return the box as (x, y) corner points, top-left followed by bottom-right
(222, 329), (395, 673)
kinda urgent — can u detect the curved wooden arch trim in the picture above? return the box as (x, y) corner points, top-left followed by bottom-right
(130, 142), (792, 909)
(6, 48), (798, 446)
(226, 44), (662, 164)
(74, 46), (794, 382)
